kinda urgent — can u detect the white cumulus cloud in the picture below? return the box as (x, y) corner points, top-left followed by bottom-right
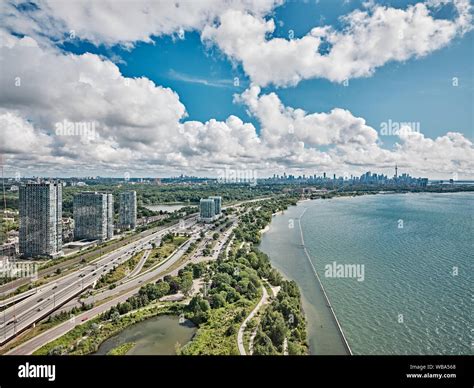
(0, 29), (472, 179)
(202, 0), (472, 86)
(1, 0), (282, 47)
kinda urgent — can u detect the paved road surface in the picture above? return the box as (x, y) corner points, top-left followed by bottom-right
(0, 217), (197, 345)
(5, 220), (235, 355)
(6, 288), (140, 355)
(4, 201), (264, 354)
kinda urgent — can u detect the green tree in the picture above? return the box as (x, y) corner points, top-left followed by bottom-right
(118, 302), (132, 315)
(180, 272), (194, 296)
(155, 280), (170, 297)
(110, 311), (120, 323)
(268, 314), (287, 347)
(210, 293), (226, 309)
(253, 331), (277, 355)
(192, 263), (205, 279)
(186, 295), (210, 324)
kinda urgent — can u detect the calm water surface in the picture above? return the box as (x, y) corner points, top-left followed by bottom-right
(95, 315), (196, 355)
(260, 193), (473, 355)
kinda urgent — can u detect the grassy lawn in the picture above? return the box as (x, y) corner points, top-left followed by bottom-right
(142, 236), (188, 271)
(95, 251), (144, 289)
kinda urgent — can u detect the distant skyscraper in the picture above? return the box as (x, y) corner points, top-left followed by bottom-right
(119, 191), (137, 230)
(19, 181), (62, 258)
(73, 192), (113, 241)
(209, 196), (222, 216)
(199, 198), (215, 222)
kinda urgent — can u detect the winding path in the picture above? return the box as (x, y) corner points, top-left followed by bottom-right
(237, 285), (269, 355)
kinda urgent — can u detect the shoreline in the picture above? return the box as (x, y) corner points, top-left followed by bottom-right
(297, 206), (352, 355)
(261, 191), (472, 355)
(259, 199), (350, 355)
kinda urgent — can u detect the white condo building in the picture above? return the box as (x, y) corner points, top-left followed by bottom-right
(73, 192), (113, 241)
(209, 196), (222, 216)
(199, 196), (222, 222)
(199, 198), (216, 222)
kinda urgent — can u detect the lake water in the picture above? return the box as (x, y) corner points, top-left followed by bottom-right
(95, 315), (196, 355)
(260, 193), (473, 355)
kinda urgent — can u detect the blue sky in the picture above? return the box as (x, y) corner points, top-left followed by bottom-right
(60, 0), (473, 147)
(1, 0), (473, 178)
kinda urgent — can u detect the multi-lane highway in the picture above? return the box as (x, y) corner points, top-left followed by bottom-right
(77, 217), (237, 307)
(6, 217), (238, 355)
(0, 216), (198, 345)
(0, 217), (190, 297)
(2, 198), (262, 353)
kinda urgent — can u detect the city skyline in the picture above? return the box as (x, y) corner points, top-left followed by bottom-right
(5, 163), (457, 263)
(0, 166), (448, 183)
(0, 0), (473, 179)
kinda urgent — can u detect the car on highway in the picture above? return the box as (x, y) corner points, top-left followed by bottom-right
(37, 298), (44, 303)
(81, 317), (88, 322)
(37, 307), (43, 312)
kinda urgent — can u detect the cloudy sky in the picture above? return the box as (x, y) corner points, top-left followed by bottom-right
(0, 0), (473, 179)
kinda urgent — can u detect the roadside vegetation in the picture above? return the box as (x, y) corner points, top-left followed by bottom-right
(95, 251), (143, 289)
(106, 342), (135, 355)
(34, 302), (182, 355)
(142, 233), (188, 270)
(0, 302), (93, 355)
